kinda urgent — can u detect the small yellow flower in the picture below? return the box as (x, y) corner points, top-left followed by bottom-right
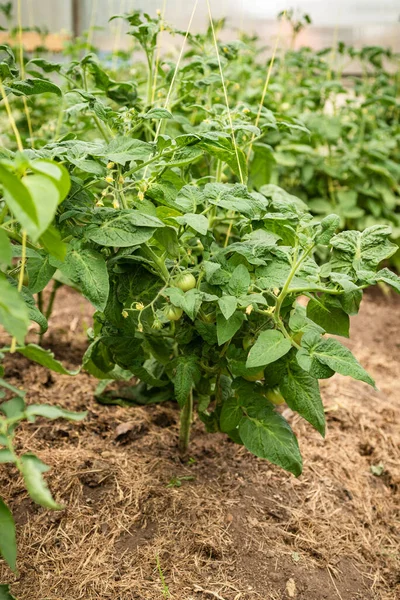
(101, 189), (108, 196)
(138, 323), (144, 333)
(96, 199), (104, 207)
(138, 191), (144, 201)
(122, 310), (129, 318)
(246, 305), (253, 315)
(105, 175), (113, 184)
(156, 8), (161, 15)
(242, 107), (250, 114)
(234, 83), (240, 91)
(113, 199), (120, 209)
(118, 176), (125, 184)
(273, 288), (280, 296)
(107, 161), (115, 169)
(223, 46), (228, 53)
(135, 302), (145, 311)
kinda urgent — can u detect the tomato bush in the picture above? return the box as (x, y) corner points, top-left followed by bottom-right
(0, 9), (399, 585)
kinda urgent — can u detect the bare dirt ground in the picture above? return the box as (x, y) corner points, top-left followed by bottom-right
(0, 287), (399, 600)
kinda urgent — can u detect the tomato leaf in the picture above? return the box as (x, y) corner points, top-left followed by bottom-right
(0, 499), (17, 572)
(246, 330), (291, 368)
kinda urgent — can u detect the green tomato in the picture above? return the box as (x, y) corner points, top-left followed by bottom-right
(243, 369), (265, 382)
(164, 305), (183, 321)
(175, 273), (196, 292)
(242, 335), (255, 351)
(265, 388), (285, 406)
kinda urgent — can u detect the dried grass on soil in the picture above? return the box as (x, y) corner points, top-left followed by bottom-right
(0, 287), (399, 600)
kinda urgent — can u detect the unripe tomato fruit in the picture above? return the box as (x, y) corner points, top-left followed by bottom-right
(243, 369), (265, 382)
(164, 306), (183, 321)
(242, 335), (255, 351)
(265, 388), (285, 405)
(175, 273), (196, 292)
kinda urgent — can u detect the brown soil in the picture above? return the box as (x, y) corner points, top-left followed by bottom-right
(0, 286), (399, 600)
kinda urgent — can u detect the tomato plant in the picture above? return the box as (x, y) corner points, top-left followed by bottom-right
(0, 10), (399, 585)
(0, 9), (398, 492)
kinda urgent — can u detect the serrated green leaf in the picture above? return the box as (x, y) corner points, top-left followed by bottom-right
(374, 268), (400, 293)
(39, 225), (67, 262)
(14, 344), (80, 375)
(305, 337), (374, 386)
(296, 348), (335, 379)
(307, 296), (349, 337)
(280, 362), (325, 435)
(54, 245), (109, 311)
(30, 160), (70, 203)
(216, 311), (245, 345)
(97, 137), (153, 165)
(85, 208), (163, 247)
(166, 287), (203, 320)
(22, 174), (60, 239)
(330, 225), (397, 278)
(0, 229), (11, 268)
(315, 214), (340, 245)
(142, 107), (172, 120)
(0, 584), (17, 600)
(239, 407), (302, 476)
(7, 78), (61, 96)
(175, 213), (208, 236)
(246, 330), (291, 368)
(0, 449), (15, 463)
(27, 255), (56, 293)
(218, 295), (237, 320)
(0, 164), (39, 238)
(20, 454), (62, 510)
(0, 273), (29, 344)
(227, 264), (250, 297)
(25, 404), (86, 421)
(0, 499), (17, 572)
(220, 396), (243, 433)
(0, 396), (25, 419)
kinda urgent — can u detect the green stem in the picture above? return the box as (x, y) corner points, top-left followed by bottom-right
(117, 167), (128, 209)
(0, 204), (8, 225)
(142, 246), (169, 283)
(274, 244), (314, 320)
(146, 52), (154, 107)
(215, 159), (223, 182)
(45, 281), (62, 321)
(38, 291), (43, 314)
(93, 113), (111, 142)
(179, 389), (193, 454)
(124, 147), (176, 178)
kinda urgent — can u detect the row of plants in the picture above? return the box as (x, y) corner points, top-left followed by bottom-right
(0, 10), (400, 592)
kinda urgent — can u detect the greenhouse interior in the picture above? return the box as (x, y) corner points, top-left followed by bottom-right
(0, 1), (399, 599)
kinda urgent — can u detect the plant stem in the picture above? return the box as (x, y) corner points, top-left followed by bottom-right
(0, 80), (24, 152)
(274, 244), (313, 321)
(45, 281), (62, 321)
(141, 246), (169, 283)
(179, 389), (193, 454)
(10, 230), (27, 353)
(38, 291), (43, 314)
(0, 204), (8, 225)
